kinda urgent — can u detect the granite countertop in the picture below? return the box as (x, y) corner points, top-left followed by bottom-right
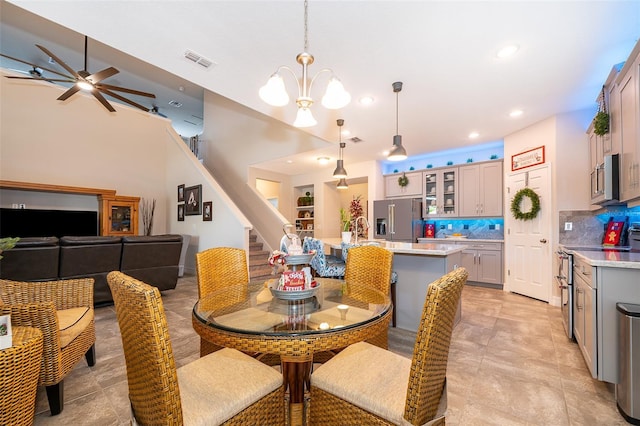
(560, 245), (640, 269)
(322, 238), (466, 256)
(418, 237), (504, 244)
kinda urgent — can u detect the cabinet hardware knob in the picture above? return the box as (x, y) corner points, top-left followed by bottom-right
(540, 239), (547, 243)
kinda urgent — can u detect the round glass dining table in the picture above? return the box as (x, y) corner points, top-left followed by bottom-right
(192, 277), (392, 426)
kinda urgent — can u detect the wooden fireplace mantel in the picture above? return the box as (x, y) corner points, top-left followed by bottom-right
(0, 180), (117, 197)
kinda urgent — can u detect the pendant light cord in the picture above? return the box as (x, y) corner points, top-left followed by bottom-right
(396, 89), (399, 135)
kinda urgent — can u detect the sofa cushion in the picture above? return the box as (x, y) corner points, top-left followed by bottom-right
(57, 306), (94, 348)
(0, 237), (60, 281)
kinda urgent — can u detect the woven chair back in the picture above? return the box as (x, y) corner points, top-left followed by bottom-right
(343, 245), (393, 297)
(196, 247), (249, 298)
(107, 271), (183, 425)
(404, 267), (468, 425)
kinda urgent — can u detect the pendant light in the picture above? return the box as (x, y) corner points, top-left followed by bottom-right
(387, 81), (408, 161)
(336, 178), (349, 190)
(332, 119), (347, 179)
(259, 0), (350, 128)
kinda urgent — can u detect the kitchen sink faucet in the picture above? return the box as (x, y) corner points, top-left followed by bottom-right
(354, 216), (370, 244)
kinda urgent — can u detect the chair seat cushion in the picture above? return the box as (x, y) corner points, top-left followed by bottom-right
(57, 307), (94, 348)
(177, 347), (282, 426)
(311, 341), (410, 424)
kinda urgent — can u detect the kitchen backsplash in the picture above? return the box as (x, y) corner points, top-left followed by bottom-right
(559, 205), (640, 246)
(423, 218), (504, 240)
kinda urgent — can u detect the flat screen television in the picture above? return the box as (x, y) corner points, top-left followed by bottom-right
(0, 208), (99, 238)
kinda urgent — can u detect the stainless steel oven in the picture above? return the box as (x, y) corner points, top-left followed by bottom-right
(556, 249), (574, 340)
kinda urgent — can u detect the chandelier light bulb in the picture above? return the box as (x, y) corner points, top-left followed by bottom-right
(293, 107), (317, 127)
(321, 77), (351, 109)
(259, 73), (289, 106)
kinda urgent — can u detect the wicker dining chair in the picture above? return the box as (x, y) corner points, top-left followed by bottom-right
(195, 247), (249, 356)
(107, 271), (285, 426)
(0, 278), (96, 416)
(310, 267), (468, 426)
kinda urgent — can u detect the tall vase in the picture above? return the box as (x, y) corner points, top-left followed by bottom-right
(341, 231), (352, 244)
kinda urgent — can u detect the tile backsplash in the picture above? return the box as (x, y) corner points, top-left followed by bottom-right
(559, 205), (640, 246)
(424, 218), (504, 240)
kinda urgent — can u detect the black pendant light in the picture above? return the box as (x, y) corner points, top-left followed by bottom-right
(332, 119), (347, 179)
(387, 81), (407, 161)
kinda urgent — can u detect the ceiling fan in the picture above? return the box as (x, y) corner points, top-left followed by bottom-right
(1, 36), (155, 112)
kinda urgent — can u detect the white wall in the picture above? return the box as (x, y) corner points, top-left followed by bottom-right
(1, 70), (250, 275)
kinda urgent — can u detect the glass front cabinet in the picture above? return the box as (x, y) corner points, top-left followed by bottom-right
(98, 195), (140, 236)
(423, 167), (458, 218)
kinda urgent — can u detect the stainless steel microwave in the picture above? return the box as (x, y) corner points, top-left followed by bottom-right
(591, 154), (620, 206)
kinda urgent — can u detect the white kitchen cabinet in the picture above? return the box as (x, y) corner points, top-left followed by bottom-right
(385, 171), (423, 198)
(618, 46), (640, 202)
(423, 168), (458, 218)
(459, 241), (503, 285)
(458, 161), (503, 217)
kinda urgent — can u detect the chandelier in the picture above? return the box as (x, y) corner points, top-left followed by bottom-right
(259, 0), (351, 127)
(387, 81), (408, 161)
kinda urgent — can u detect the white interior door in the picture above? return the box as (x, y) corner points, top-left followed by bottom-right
(506, 165), (551, 302)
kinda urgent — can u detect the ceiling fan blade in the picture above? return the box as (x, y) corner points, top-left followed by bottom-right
(0, 53), (75, 79)
(35, 44), (80, 79)
(57, 85), (81, 101)
(6, 76), (75, 83)
(100, 88), (150, 112)
(87, 67), (119, 84)
(96, 83), (156, 98)
(91, 90), (116, 112)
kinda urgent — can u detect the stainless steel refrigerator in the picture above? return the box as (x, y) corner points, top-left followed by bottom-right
(373, 198), (423, 242)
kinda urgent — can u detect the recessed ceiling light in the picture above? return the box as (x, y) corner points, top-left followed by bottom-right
(359, 96), (374, 105)
(286, 160), (293, 164)
(510, 109), (523, 117)
(496, 44), (519, 58)
(469, 132), (480, 139)
(341, 129), (351, 137)
(317, 156), (330, 165)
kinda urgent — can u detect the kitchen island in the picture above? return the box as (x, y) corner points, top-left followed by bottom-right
(322, 239), (466, 332)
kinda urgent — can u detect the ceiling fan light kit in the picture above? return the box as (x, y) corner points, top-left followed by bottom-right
(387, 81), (408, 161)
(2, 36), (155, 113)
(259, 0), (350, 128)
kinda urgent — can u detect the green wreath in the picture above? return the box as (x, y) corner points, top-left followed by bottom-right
(398, 173), (409, 187)
(511, 187), (541, 221)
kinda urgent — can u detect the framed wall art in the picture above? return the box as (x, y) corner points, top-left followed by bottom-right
(203, 201), (213, 221)
(177, 184), (185, 202)
(184, 184), (202, 216)
(177, 204), (185, 221)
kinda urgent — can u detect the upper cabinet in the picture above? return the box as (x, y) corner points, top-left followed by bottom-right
(385, 171), (423, 198)
(618, 45), (640, 202)
(423, 167), (458, 218)
(598, 39), (640, 204)
(458, 161), (503, 217)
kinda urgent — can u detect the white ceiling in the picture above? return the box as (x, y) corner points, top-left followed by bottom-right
(2, 0), (640, 176)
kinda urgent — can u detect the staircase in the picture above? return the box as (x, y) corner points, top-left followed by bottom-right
(248, 231), (274, 283)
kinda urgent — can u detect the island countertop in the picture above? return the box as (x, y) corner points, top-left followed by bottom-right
(322, 238), (466, 256)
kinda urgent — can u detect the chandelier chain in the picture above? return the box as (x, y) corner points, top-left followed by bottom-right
(304, 0), (309, 52)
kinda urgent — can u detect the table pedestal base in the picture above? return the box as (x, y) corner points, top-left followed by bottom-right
(282, 357), (312, 426)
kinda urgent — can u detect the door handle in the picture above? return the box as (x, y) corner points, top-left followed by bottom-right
(540, 239), (547, 244)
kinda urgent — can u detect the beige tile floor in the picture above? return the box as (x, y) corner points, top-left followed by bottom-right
(32, 276), (628, 425)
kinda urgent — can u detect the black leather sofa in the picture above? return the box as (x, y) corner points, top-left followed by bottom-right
(0, 234), (183, 306)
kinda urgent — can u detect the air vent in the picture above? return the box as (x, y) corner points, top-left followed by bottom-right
(168, 100), (183, 108)
(184, 49), (216, 69)
(350, 137), (363, 143)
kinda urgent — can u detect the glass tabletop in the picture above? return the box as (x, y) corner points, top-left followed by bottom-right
(193, 278), (391, 337)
